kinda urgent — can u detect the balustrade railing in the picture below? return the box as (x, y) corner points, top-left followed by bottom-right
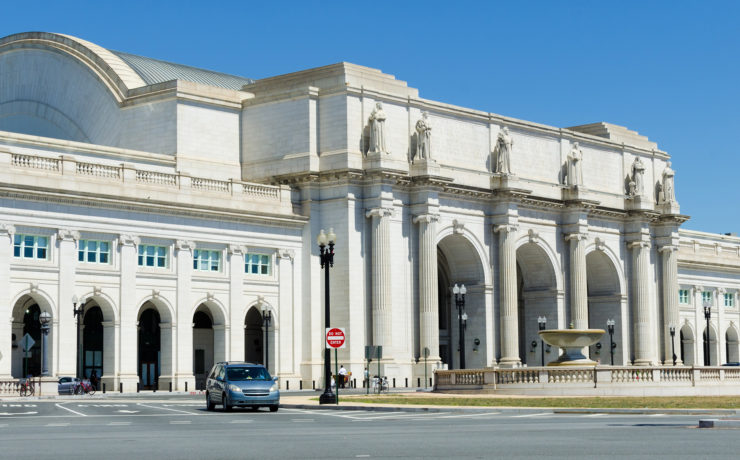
(192, 177), (230, 192)
(12, 153), (60, 171)
(77, 162), (120, 178)
(0, 378), (38, 396)
(497, 369), (539, 384)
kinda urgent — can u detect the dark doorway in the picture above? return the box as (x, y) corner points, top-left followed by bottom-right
(193, 310), (213, 389)
(22, 304), (41, 377)
(138, 308), (161, 390)
(83, 306), (104, 382)
(244, 307), (263, 364)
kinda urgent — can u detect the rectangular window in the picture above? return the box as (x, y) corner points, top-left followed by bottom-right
(193, 249), (221, 272)
(78, 240), (110, 264)
(702, 291), (713, 305)
(13, 234), (48, 260)
(678, 289), (689, 304)
(245, 253), (271, 275)
(725, 293), (735, 308)
(138, 245), (168, 268)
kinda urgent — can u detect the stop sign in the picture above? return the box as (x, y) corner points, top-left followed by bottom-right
(326, 327), (346, 349)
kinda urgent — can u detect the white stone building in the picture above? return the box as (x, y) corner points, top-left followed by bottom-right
(0, 32), (738, 391)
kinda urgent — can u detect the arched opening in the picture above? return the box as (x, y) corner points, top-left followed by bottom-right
(585, 250), (623, 365)
(680, 325), (695, 366)
(703, 325), (718, 366)
(516, 242), (558, 365)
(245, 307), (263, 365)
(727, 328), (739, 364)
(437, 234), (486, 369)
(138, 308), (161, 390)
(82, 306), (104, 384)
(193, 309), (213, 390)
(11, 296), (52, 378)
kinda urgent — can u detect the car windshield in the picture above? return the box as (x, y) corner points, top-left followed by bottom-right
(226, 367), (271, 381)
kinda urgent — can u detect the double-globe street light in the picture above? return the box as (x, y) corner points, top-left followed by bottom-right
(261, 306), (272, 373)
(40, 311), (51, 376)
(453, 284), (467, 369)
(606, 319), (616, 365)
(669, 324), (677, 366)
(537, 316), (547, 366)
(704, 302), (712, 366)
(317, 228), (337, 404)
(72, 295), (85, 378)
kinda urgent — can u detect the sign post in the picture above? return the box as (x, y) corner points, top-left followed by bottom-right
(326, 328), (346, 405)
(423, 347), (430, 389)
(21, 334), (35, 379)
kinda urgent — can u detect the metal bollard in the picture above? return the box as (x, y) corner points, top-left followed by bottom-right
(353, 378), (356, 388)
(417, 377), (421, 387)
(300, 380), (303, 390)
(185, 381), (188, 392)
(120, 382), (123, 393)
(405, 378), (408, 388)
(392, 378), (396, 388)
(286, 381), (289, 390)
(169, 382), (172, 392)
(137, 382), (140, 393)
(429, 377), (432, 387)
(103, 383), (106, 394)
(312, 380), (315, 390)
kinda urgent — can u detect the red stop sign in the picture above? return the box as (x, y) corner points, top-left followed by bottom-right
(326, 327), (346, 349)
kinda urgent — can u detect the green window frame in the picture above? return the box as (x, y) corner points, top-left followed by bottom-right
(678, 289), (689, 304)
(78, 240), (110, 264)
(193, 249), (221, 272)
(702, 291), (713, 305)
(138, 245), (168, 268)
(245, 253), (271, 275)
(725, 293), (735, 308)
(13, 234), (48, 260)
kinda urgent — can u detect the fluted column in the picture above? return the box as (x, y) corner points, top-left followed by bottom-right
(0, 224), (15, 378)
(630, 240), (654, 365)
(366, 207), (394, 350)
(414, 213), (440, 361)
(566, 233), (589, 330)
(660, 245), (681, 365)
(495, 224), (520, 367)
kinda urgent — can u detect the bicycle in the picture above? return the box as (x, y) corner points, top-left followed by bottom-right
(19, 378), (35, 397)
(74, 379), (96, 396)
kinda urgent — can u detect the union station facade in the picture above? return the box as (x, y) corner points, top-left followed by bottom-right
(0, 32), (738, 391)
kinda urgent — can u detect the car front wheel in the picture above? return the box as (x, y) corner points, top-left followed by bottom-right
(222, 394), (232, 412)
(206, 392), (215, 411)
(269, 405), (279, 412)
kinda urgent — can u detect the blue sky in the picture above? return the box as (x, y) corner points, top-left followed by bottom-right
(2, 1), (738, 234)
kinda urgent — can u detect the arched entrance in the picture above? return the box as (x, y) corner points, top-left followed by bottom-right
(585, 250), (623, 364)
(516, 242), (558, 365)
(704, 325), (718, 365)
(680, 325), (694, 366)
(11, 295), (53, 378)
(245, 307), (263, 365)
(437, 233), (487, 369)
(193, 310), (212, 389)
(138, 307), (160, 390)
(727, 327), (739, 364)
(82, 306), (103, 382)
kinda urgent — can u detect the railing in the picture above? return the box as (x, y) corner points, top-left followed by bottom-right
(0, 378), (38, 396)
(548, 368), (592, 383)
(12, 153), (60, 171)
(612, 368), (654, 383)
(136, 170), (178, 187)
(192, 177), (230, 192)
(498, 368), (539, 384)
(77, 161), (120, 179)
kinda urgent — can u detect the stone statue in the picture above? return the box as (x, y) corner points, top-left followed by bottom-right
(567, 142), (583, 187)
(630, 157), (645, 196)
(495, 127), (513, 175)
(415, 112), (432, 161)
(661, 161), (676, 203)
(368, 102), (388, 154)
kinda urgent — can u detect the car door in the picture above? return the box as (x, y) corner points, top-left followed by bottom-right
(207, 365), (220, 402)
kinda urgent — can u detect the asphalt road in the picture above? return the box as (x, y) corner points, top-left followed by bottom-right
(1, 399), (738, 459)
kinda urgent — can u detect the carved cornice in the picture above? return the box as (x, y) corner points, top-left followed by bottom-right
(594, 237), (606, 251)
(628, 240), (652, 250)
(119, 234), (140, 247)
(175, 240), (196, 252)
(0, 223), (15, 241)
(278, 249), (295, 260)
(366, 207), (394, 219)
(494, 224), (519, 234)
(659, 244), (679, 253)
(565, 232), (588, 242)
(228, 244), (246, 256)
(412, 214), (439, 225)
(57, 228), (80, 241)
(527, 228), (540, 243)
(452, 219), (465, 234)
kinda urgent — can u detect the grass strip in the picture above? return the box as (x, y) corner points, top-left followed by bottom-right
(341, 395), (740, 409)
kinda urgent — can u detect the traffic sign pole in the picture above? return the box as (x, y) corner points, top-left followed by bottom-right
(334, 348), (339, 405)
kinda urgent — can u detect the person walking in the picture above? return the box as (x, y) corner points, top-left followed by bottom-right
(338, 365), (347, 389)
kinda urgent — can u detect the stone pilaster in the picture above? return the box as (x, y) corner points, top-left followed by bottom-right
(495, 224), (520, 367)
(118, 234), (140, 391)
(366, 207), (394, 351)
(630, 240), (654, 365)
(660, 245), (682, 365)
(566, 233), (589, 330)
(413, 213), (440, 361)
(228, 244), (246, 361)
(0, 224), (14, 378)
(57, 228), (80, 376)
(175, 240), (195, 391)
(277, 249), (296, 376)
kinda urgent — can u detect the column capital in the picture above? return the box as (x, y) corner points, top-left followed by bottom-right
(717, 287), (726, 295)
(413, 213), (439, 224)
(175, 240), (196, 252)
(565, 232), (588, 242)
(628, 240), (651, 250)
(366, 207), (394, 219)
(693, 285), (703, 293)
(659, 244), (679, 253)
(228, 244), (246, 256)
(494, 224), (518, 234)
(0, 223), (15, 238)
(57, 228), (80, 242)
(119, 234), (140, 247)
(277, 249), (295, 260)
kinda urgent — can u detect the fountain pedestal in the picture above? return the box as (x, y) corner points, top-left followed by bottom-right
(538, 329), (606, 366)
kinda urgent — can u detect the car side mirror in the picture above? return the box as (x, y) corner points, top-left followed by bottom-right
(273, 377), (278, 382)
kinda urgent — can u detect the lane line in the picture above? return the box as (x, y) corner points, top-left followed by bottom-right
(0, 424), (8, 428)
(511, 412), (551, 418)
(108, 422), (131, 426)
(46, 423), (70, 427)
(137, 403), (201, 415)
(230, 420), (253, 424)
(170, 420), (191, 424)
(292, 419), (315, 422)
(55, 404), (87, 417)
(436, 412), (502, 419)
(583, 413), (608, 418)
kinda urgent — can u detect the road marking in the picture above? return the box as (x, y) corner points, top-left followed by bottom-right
(511, 412), (551, 418)
(230, 420), (253, 424)
(117, 410), (140, 414)
(46, 423), (70, 427)
(0, 424), (8, 428)
(583, 413), (608, 417)
(170, 420), (191, 424)
(108, 422), (131, 426)
(437, 412), (501, 419)
(292, 418), (315, 422)
(138, 403), (201, 415)
(1, 404), (36, 407)
(55, 404), (87, 417)
(648, 414), (666, 417)
(0, 411), (38, 416)
(356, 456), (371, 458)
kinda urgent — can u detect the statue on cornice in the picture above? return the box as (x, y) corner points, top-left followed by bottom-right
(567, 142), (583, 187)
(661, 161), (676, 203)
(368, 102), (388, 155)
(629, 157), (645, 196)
(494, 127), (513, 175)
(415, 112), (432, 161)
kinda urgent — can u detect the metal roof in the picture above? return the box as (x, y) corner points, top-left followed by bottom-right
(111, 50), (254, 90)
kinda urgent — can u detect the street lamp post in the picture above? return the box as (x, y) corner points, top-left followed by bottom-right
(606, 319), (615, 365)
(39, 311), (51, 377)
(317, 228), (337, 405)
(537, 316), (547, 366)
(453, 284), (467, 369)
(261, 306), (272, 374)
(72, 295), (85, 379)
(669, 325), (677, 366)
(704, 302), (711, 366)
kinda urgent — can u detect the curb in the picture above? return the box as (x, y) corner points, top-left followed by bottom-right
(699, 419), (740, 428)
(554, 408), (740, 416)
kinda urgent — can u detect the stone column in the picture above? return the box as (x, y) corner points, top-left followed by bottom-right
(660, 245), (681, 365)
(566, 233), (589, 330)
(57, 228), (80, 377)
(717, 288), (726, 365)
(0, 224), (14, 379)
(366, 207), (394, 350)
(175, 240), (195, 391)
(118, 234), (140, 391)
(630, 240), (654, 365)
(414, 213), (440, 361)
(228, 245), (245, 361)
(495, 224), (520, 367)
(277, 249), (295, 376)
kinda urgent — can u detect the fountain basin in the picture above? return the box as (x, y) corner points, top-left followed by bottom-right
(538, 329), (605, 366)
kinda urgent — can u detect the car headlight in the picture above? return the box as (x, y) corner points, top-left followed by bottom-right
(270, 382), (279, 392)
(228, 384), (242, 393)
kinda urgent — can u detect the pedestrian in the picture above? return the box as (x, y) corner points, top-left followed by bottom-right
(338, 365), (347, 388)
(364, 367), (369, 388)
(90, 370), (99, 390)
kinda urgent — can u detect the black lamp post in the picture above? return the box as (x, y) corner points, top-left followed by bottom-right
(72, 295), (85, 378)
(39, 311), (51, 377)
(669, 324), (677, 366)
(538, 316), (546, 366)
(318, 228), (337, 405)
(704, 302), (711, 366)
(606, 319), (615, 365)
(453, 284), (467, 369)
(261, 306), (272, 373)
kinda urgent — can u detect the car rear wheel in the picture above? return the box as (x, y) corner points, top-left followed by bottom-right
(269, 405), (279, 413)
(206, 392), (215, 411)
(222, 394), (232, 412)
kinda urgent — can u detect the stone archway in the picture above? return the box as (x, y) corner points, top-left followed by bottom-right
(192, 302), (227, 389)
(586, 250), (624, 364)
(11, 295), (54, 378)
(703, 325), (718, 366)
(245, 307), (264, 365)
(437, 233), (487, 369)
(680, 324), (695, 366)
(516, 242), (559, 365)
(137, 300), (173, 391)
(726, 327), (739, 364)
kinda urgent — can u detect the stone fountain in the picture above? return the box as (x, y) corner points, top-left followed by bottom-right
(538, 328), (605, 366)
